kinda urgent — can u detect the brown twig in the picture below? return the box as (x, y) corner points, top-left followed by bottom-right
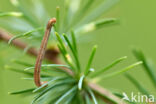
(0, 27), (126, 103)
(0, 29), (38, 56)
(0, 29), (60, 63)
(88, 83), (126, 104)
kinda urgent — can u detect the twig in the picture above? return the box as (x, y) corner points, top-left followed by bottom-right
(0, 29), (60, 64)
(0, 29), (38, 56)
(0, 29), (126, 103)
(88, 83), (126, 104)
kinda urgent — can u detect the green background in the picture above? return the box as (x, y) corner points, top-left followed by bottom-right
(0, 0), (156, 103)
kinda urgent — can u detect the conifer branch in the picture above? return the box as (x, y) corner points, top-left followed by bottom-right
(0, 28), (126, 104)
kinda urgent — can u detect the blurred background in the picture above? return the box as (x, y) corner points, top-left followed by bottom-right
(0, 0), (156, 103)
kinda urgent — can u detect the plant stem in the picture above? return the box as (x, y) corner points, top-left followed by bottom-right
(88, 83), (126, 104)
(0, 29), (60, 63)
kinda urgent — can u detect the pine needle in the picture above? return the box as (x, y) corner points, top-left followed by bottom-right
(55, 86), (77, 104)
(31, 79), (75, 104)
(64, 90), (77, 104)
(21, 77), (53, 81)
(80, 0), (120, 24)
(5, 65), (50, 77)
(24, 64), (70, 71)
(85, 45), (97, 76)
(33, 77), (60, 93)
(88, 88), (98, 104)
(71, 30), (77, 53)
(11, 59), (33, 67)
(63, 34), (80, 71)
(91, 56), (127, 78)
(10, 0), (39, 27)
(56, 6), (60, 31)
(8, 27), (44, 44)
(125, 74), (150, 96)
(85, 93), (92, 104)
(75, 18), (117, 34)
(9, 88), (35, 95)
(55, 32), (76, 70)
(0, 12), (23, 17)
(101, 61), (142, 79)
(133, 48), (156, 88)
(78, 75), (85, 90)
